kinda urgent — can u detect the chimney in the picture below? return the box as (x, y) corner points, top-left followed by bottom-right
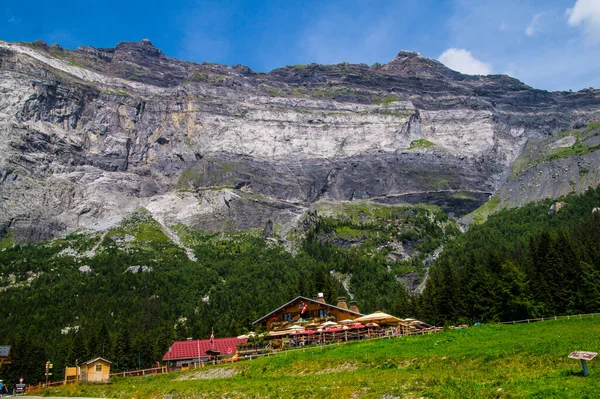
(349, 301), (359, 313)
(314, 293), (326, 304)
(336, 297), (348, 310)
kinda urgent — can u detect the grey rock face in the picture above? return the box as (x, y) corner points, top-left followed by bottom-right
(493, 124), (600, 212)
(1, 40), (600, 242)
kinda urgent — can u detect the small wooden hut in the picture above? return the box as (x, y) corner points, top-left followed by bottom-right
(79, 357), (112, 383)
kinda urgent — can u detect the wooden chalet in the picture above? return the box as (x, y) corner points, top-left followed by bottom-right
(79, 357), (112, 383)
(163, 337), (247, 369)
(0, 346), (11, 366)
(253, 294), (362, 331)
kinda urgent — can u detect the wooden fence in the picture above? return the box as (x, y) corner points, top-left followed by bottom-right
(500, 312), (600, 324)
(110, 366), (167, 378)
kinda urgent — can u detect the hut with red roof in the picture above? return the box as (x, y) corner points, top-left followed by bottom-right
(163, 337), (247, 370)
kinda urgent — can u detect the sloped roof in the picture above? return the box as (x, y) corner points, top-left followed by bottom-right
(0, 346), (10, 357)
(252, 296), (363, 325)
(81, 357), (112, 365)
(163, 337), (247, 361)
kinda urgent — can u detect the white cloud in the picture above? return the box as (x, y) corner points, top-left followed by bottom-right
(446, 0), (600, 90)
(525, 13), (542, 36)
(567, 0), (600, 40)
(438, 48), (492, 75)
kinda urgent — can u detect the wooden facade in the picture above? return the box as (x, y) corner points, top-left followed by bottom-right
(80, 357), (111, 383)
(253, 296), (363, 331)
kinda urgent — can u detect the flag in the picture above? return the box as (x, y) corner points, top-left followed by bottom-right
(301, 304), (308, 316)
(210, 331), (214, 344)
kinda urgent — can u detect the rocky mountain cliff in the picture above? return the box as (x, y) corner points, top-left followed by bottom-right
(1, 39), (600, 243)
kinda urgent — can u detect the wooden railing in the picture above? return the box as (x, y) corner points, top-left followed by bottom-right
(500, 312), (600, 324)
(110, 366), (167, 377)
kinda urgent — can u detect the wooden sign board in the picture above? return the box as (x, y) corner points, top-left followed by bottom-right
(568, 351), (598, 361)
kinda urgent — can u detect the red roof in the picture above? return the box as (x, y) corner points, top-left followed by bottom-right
(163, 337), (248, 361)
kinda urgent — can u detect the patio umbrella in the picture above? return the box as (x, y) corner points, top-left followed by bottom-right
(288, 325), (305, 331)
(338, 319), (355, 325)
(269, 329), (299, 337)
(354, 312), (403, 325)
(320, 321), (339, 328)
(365, 322), (380, 338)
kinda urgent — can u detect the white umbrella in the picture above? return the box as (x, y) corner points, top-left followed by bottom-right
(354, 312), (403, 325)
(237, 331), (256, 339)
(320, 321), (339, 328)
(269, 330), (293, 337)
(288, 325), (305, 331)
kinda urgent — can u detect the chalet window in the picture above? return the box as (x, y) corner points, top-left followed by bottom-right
(283, 313), (291, 321)
(318, 309), (327, 318)
(95, 364), (102, 372)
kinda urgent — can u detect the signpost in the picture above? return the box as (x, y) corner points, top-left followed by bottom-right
(44, 361), (53, 385)
(568, 351), (597, 376)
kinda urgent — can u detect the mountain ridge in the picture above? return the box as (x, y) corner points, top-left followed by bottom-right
(1, 39), (599, 243)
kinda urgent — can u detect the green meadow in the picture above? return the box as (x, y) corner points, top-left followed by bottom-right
(42, 316), (600, 398)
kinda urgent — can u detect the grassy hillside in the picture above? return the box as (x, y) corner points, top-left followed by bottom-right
(44, 317), (600, 398)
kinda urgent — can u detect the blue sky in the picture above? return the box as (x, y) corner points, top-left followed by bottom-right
(1, 0), (599, 91)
